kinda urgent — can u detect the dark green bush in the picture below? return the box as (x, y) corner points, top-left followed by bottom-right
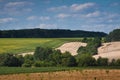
(76, 54), (96, 67)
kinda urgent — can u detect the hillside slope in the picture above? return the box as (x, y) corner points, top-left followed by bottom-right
(93, 42), (120, 61)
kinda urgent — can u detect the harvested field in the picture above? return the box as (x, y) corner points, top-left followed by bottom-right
(93, 42), (120, 61)
(56, 42), (87, 55)
(0, 69), (119, 80)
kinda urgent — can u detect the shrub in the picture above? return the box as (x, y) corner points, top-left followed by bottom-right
(0, 53), (22, 67)
(34, 47), (53, 61)
(78, 37), (101, 55)
(115, 59), (120, 66)
(61, 52), (77, 67)
(96, 57), (108, 66)
(48, 50), (62, 66)
(76, 54), (96, 67)
(33, 61), (54, 67)
(22, 59), (34, 67)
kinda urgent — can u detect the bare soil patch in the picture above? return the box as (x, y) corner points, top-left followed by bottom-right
(56, 42), (87, 55)
(93, 42), (120, 61)
(19, 52), (34, 56)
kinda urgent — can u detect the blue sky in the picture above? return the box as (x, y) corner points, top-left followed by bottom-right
(0, 0), (120, 33)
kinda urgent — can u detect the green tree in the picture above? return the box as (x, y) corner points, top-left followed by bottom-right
(115, 59), (120, 66)
(61, 52), (76, 67)
(0, 54), (22, 67)
(76, 54), (96, 67)
(106, 29), (120, 42)
(49, 50), (62, 66)
(96, 57), (108, 66)
(34, 47), (53, 61)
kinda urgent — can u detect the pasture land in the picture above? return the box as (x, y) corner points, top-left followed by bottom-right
(0, 38), (82, 54)
(0, 67), (119, 80)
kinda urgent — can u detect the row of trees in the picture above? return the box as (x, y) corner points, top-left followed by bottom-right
(0, 28), (107, 38)
(0, 47), (120, 67)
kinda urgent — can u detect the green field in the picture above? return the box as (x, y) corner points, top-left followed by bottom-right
(0, 67), (77, 75)
(0, 66), (119, 75)
(0, 38), (82, 54)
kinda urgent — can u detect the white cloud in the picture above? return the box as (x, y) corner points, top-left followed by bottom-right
(27, 16), (50, 21)
(27, 16), (37, 20)
(83, 11), (100, 18)
(80, 24), (120, 33)
(48, 2), (95, 12)
(111, 2), (120, 6)
(70, 2), (95, 11)
(5, 1), (33, 7)
(3, 1), (33, 15)
(36, 24), (57, 29)
(48, 5), (68, 11)
(56, 13), (70, 19)
(39, 16), (50, 21)
(0, 18), (15, 23)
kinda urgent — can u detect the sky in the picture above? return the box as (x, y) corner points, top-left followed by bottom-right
(0, 0), (120, 33)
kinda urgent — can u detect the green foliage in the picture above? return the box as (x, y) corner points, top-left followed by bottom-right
(22, 54), (34, 67)
(61, 52), (77, 67)
(76, 54), (96, 67)
(22, 59), (34, 67)
(82, 37), (88, 43)
(49, 50), (62, 66)
(96, 57), (108, 66)
(24, 54), (34, 61)
(0, 28), (107, 38)
(106, 29), (120, 42)
(0, 54), (22, 67)
(78, 37), (101, 55)
(34, 47), (53, 61)
(109, 59), (116, 66)
(33, 61), (54, 67)
(115, 59), (120, 66)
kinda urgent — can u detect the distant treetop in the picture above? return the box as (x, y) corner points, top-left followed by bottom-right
(0, 28), (107, 38)
(106, 29), (120, 42)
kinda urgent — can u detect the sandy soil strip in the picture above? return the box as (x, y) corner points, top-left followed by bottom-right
(93, 42), (120, 61)
(56, 42), (87, 56)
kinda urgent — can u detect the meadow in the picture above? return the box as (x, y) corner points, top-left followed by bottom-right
(0, 38), (82, 54)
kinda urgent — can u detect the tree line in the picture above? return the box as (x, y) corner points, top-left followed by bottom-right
(0, 28), (107, 38)
(0, 46), (120, 67)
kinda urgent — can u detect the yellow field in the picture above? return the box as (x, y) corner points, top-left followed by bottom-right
(0, 38), (82, 54)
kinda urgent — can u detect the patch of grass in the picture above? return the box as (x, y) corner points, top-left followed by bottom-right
(0, 67), (77, 75)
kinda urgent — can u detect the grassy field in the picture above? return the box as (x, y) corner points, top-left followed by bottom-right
(0, 67), (120, 80)
(0, 38), (82, 54)
(0, 66), (119, 75)
(0, 67), (77, 75)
